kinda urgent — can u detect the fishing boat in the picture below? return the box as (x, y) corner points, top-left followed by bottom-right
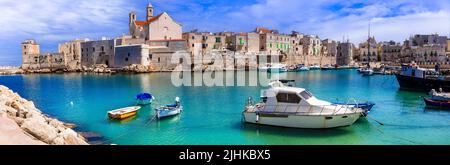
(242, 81), (364, 129)
(108, 106), (141, 120)
(332, 101), (375, 116)
(258, 63), (287, 73)
(156, 97), (183, 119)
(310, 65), (321, 70)
(360, 67), (374, 76)
(321, 64), (334, 70)
(423, 89), (450, 108)
(296, 64), (310, 71)
(423, 98), (450, 108)
(136, 93), (155, 105)
(395, 63), (450, 91)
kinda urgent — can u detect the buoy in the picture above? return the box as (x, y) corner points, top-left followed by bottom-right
(256, 113), (260, 123)
(70, 101), (74, 106)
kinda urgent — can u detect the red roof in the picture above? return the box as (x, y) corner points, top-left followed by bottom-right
(134, 13), (163, 26)
(255, 27), (272, 34)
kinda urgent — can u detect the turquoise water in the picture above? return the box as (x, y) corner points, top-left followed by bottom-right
(1, 70), (449, 145)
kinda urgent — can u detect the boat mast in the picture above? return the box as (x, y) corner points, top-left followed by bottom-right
(367, 22), (371, 68)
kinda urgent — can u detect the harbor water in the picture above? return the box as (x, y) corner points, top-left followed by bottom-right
(1, 69), (449, 145)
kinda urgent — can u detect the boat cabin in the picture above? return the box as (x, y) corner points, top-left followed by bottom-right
(399, 64), (438, 78)
(260, 81), (331, 113)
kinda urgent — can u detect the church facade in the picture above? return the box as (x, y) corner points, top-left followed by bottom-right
(129, 3), (182, 41)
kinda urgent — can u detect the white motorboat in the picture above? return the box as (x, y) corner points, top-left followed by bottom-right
(310, 65), (321, 70)
(297, 65), (310, 71)
(259, 64), (287, 73)
(156, 97), (183, 119)
(242, 81), (364, 129)
(360, 68), (374, 76)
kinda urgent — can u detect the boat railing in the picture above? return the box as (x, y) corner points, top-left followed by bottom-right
(253, 104), (357, 116)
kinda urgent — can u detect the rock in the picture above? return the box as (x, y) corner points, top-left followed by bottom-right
(21, 118), (58, 143)
(63, 123), (77, 129)
(52, 136), (65, 145)
(59, 129), (88, 145)
(0, 85), (89, 145)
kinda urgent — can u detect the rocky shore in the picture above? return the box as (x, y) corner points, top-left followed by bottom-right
(0, 85), (88, 145)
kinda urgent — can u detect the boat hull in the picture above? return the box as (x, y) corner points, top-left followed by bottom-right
(156, 108), (182, 119)
(136, 99), (153, 105)
(243, 112), (360, 129)
(108, 111), (137, 120)
(424, 98), (450, 108)
(395, 74), (450, 91)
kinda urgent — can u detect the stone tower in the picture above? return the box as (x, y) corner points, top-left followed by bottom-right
(21, 40), (40, 68)
(129, 11), (137, 35)
(147, 3), (153, 21)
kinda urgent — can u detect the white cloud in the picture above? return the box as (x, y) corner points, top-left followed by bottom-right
(0, 0), (131, 41)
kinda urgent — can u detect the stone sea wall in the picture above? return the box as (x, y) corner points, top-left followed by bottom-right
(0, 85), (88, 145)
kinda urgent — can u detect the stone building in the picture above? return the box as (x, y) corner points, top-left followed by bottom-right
(301, 35), (322, 65)
(227, 32), (260, 53)
(321, 39), (337, 66)
(380, 41), (401, 64)
(182, 32), (227, 56)
(129, 3), (182, 41)
(336, 41), (354, 66)
(80, 38), (117, 67)
(259, 31), (292, 55)
(447, 39), (450, 56)
(288, 32), (304, 64)
(358, 37), (378, 62)
(21, 40), (65, 70)
(58, 39), (86, 70)
(21, 40), (40, 69)
(408, 34), (447, 47)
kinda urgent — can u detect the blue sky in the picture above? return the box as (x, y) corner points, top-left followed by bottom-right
(0, 0), (449, 66)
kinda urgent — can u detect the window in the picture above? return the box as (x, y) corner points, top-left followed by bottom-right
(215, 37), (221, 43)
(192, 36), (195, 40)
(158, 57), (160, 63)
(299, 91), (313, 100)
(149, 54), (153, 60)
(192, 44), (195, 47)
(127, 53), (130, 57)
(92, 47), (95, 51)
(179, 58), (183, 64)
(125, 57), (128, 62)
(110, 46), (113, 50)
(276, 93), (301, 103)
(101, 46), (104, 52)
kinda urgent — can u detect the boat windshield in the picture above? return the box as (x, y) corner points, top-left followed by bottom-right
(299, 90), (313, 100)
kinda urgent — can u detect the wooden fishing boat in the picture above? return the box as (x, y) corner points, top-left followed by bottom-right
(424, 98), (450, 108)
(108, 106), (141, 120)
(156, 97), (183, 119)
(136, 93), (155, 105)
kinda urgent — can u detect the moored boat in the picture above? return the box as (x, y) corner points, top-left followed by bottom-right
(360, 67), (374, 76)
(310, 65), (321, 70)
(108, 106), (141, 120)
(296, 64), (310, 71)
(156, 97), (183, 119)
(423, 98), (450, 108)
(136, 93), (155, 105)
(332, 101), (375, 116)
(242, 81), (364, 129)
(395, 63), (450, 91)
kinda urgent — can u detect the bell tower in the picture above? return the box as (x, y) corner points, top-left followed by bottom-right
(147, 3), (153, 21)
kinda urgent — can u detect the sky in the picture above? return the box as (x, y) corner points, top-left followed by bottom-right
(0, 0), (449, 66)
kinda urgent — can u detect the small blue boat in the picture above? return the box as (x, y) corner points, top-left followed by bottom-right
(332, 101), (375, 116)
(156, 97), (182, 119)
(136, 93), (155, 105)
